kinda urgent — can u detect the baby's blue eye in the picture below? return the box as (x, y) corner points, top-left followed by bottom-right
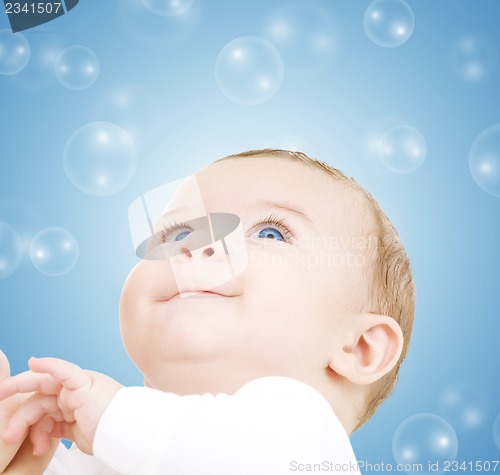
(256, 227), (285, 241)
(173, 230), (191, 241)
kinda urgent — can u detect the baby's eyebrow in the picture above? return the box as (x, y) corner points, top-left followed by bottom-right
(257, 200), (315, 227)
(158, 202), (315, 228)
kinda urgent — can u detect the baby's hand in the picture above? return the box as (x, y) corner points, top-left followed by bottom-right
(0, 357), (123, 457)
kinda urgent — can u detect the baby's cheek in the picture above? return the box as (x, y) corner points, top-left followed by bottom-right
(128, 260), (175, 297)
(119, 262), (155, 330)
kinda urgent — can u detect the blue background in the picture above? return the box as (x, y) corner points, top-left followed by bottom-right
(1, 0), (500, 469)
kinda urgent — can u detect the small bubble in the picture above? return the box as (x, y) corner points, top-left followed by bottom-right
(30, 227), (79, 277)
(54, 45), (99, 90)
(262, 1), (337, 76)
(63, 122), (138, 196)
(378, 125), (426, 173)
(0, 29), (30, 75)
(438, 383), (490, 434)
(469, 124), (500, 198)
(0, 222), (23, 279)
(364, 0), (415, 48)
(393, 413), (458, 475)
(215, 36), (284, 105)
(450, 36), (496, 83)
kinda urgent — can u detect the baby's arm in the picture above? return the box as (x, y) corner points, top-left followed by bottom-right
(0, 357), (359, 475)
(0, 357), (123, 457)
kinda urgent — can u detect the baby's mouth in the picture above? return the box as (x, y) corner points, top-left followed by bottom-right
(148, 291), (229, 302)
(149, 281), (244, 302)
(174, 290), (227, 299)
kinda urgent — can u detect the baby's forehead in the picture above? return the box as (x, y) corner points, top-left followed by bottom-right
(194, 156), (377, 238)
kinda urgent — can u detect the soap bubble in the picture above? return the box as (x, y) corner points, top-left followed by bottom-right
(63, 122), (138, 196)
(469, 124), (500, 198)
(493, 414), (500, 450)
(92, 85), (163, 153)
(215, 36), (284, 105)
(266, 135), (316, 158)
(450, 36), (496, 83)
(393, 414), (458, 475)
(263, 1), (337, 76)
(437, 382), (490, 434)
(140, 0), (195, 17)
(378, 125), (426, 173)
(54, 45), (99, 90)
(0, 29), (30, 75)
(30, 227), (79, 277)
(364, 0), (415, 48)
(0, 222), (23, 279)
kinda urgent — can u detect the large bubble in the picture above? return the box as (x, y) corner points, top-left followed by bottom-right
(0, 29), (30, 75)
(140, 0), (195, 17)
(364, 0), (415, 48)
(30, 227), (79, 277)
(92, 85), (163, 153)
(437, 382), (490, 434)
(392, 414), (458, 475)
(63, 122), (138, 197)
(215, 36), (284, 106)
(266, 135), (317, 158)
(378, 125), (426, 174)
(450, 36), (496, 83)
(469, 124), (500, 198)
(0, 222), (23, 279)
(262, 1), (337, 76)
(54, 45), (99, 90)
(494, 414), (500, 450)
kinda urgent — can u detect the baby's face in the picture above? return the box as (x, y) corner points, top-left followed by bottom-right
(120, 156), (373, 394)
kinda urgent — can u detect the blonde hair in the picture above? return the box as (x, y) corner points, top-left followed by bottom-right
(215, 149), (416, 430)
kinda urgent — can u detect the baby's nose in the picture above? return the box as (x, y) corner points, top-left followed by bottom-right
(168, 213), (248, 294)
(178, 243), (217, 259)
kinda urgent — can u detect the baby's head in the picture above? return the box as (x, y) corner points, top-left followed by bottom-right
(120, 149), (415, 433)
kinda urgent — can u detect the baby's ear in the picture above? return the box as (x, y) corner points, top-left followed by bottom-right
(329, 314), (403, 385)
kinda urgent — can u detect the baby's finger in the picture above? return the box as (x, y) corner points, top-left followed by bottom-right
(29, 357), (90, 391)
(43, 419), (75, 441)
(30, 414), (54, 456)
(3, 394), (61, 444)
(0, 371), (62, 400)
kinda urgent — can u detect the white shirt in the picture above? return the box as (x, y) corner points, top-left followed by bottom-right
(45, 377), (360, 475)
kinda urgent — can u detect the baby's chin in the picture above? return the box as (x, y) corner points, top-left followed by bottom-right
(139, 342), (318, 397)
(142, 358), (263, 396)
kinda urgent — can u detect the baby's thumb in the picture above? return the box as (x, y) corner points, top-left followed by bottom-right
(0, 350), (11, 380)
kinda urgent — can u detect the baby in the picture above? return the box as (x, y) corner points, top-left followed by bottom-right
(0, 149), (415, 474)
